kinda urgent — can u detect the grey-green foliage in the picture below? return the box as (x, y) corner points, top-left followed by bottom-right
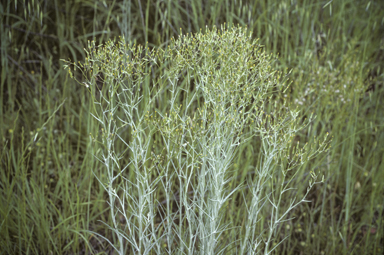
(63, 24), (329, 255)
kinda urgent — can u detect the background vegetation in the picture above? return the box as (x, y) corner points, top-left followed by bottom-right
(1, 0), (383, 254)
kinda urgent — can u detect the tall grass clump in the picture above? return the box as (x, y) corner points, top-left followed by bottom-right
(63, 24), (329, 254)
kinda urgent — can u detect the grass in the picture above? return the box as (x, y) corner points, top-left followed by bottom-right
(1, 0), (383, 254)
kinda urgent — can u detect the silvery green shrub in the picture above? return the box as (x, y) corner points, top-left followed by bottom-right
(63, 24), (329, 255)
